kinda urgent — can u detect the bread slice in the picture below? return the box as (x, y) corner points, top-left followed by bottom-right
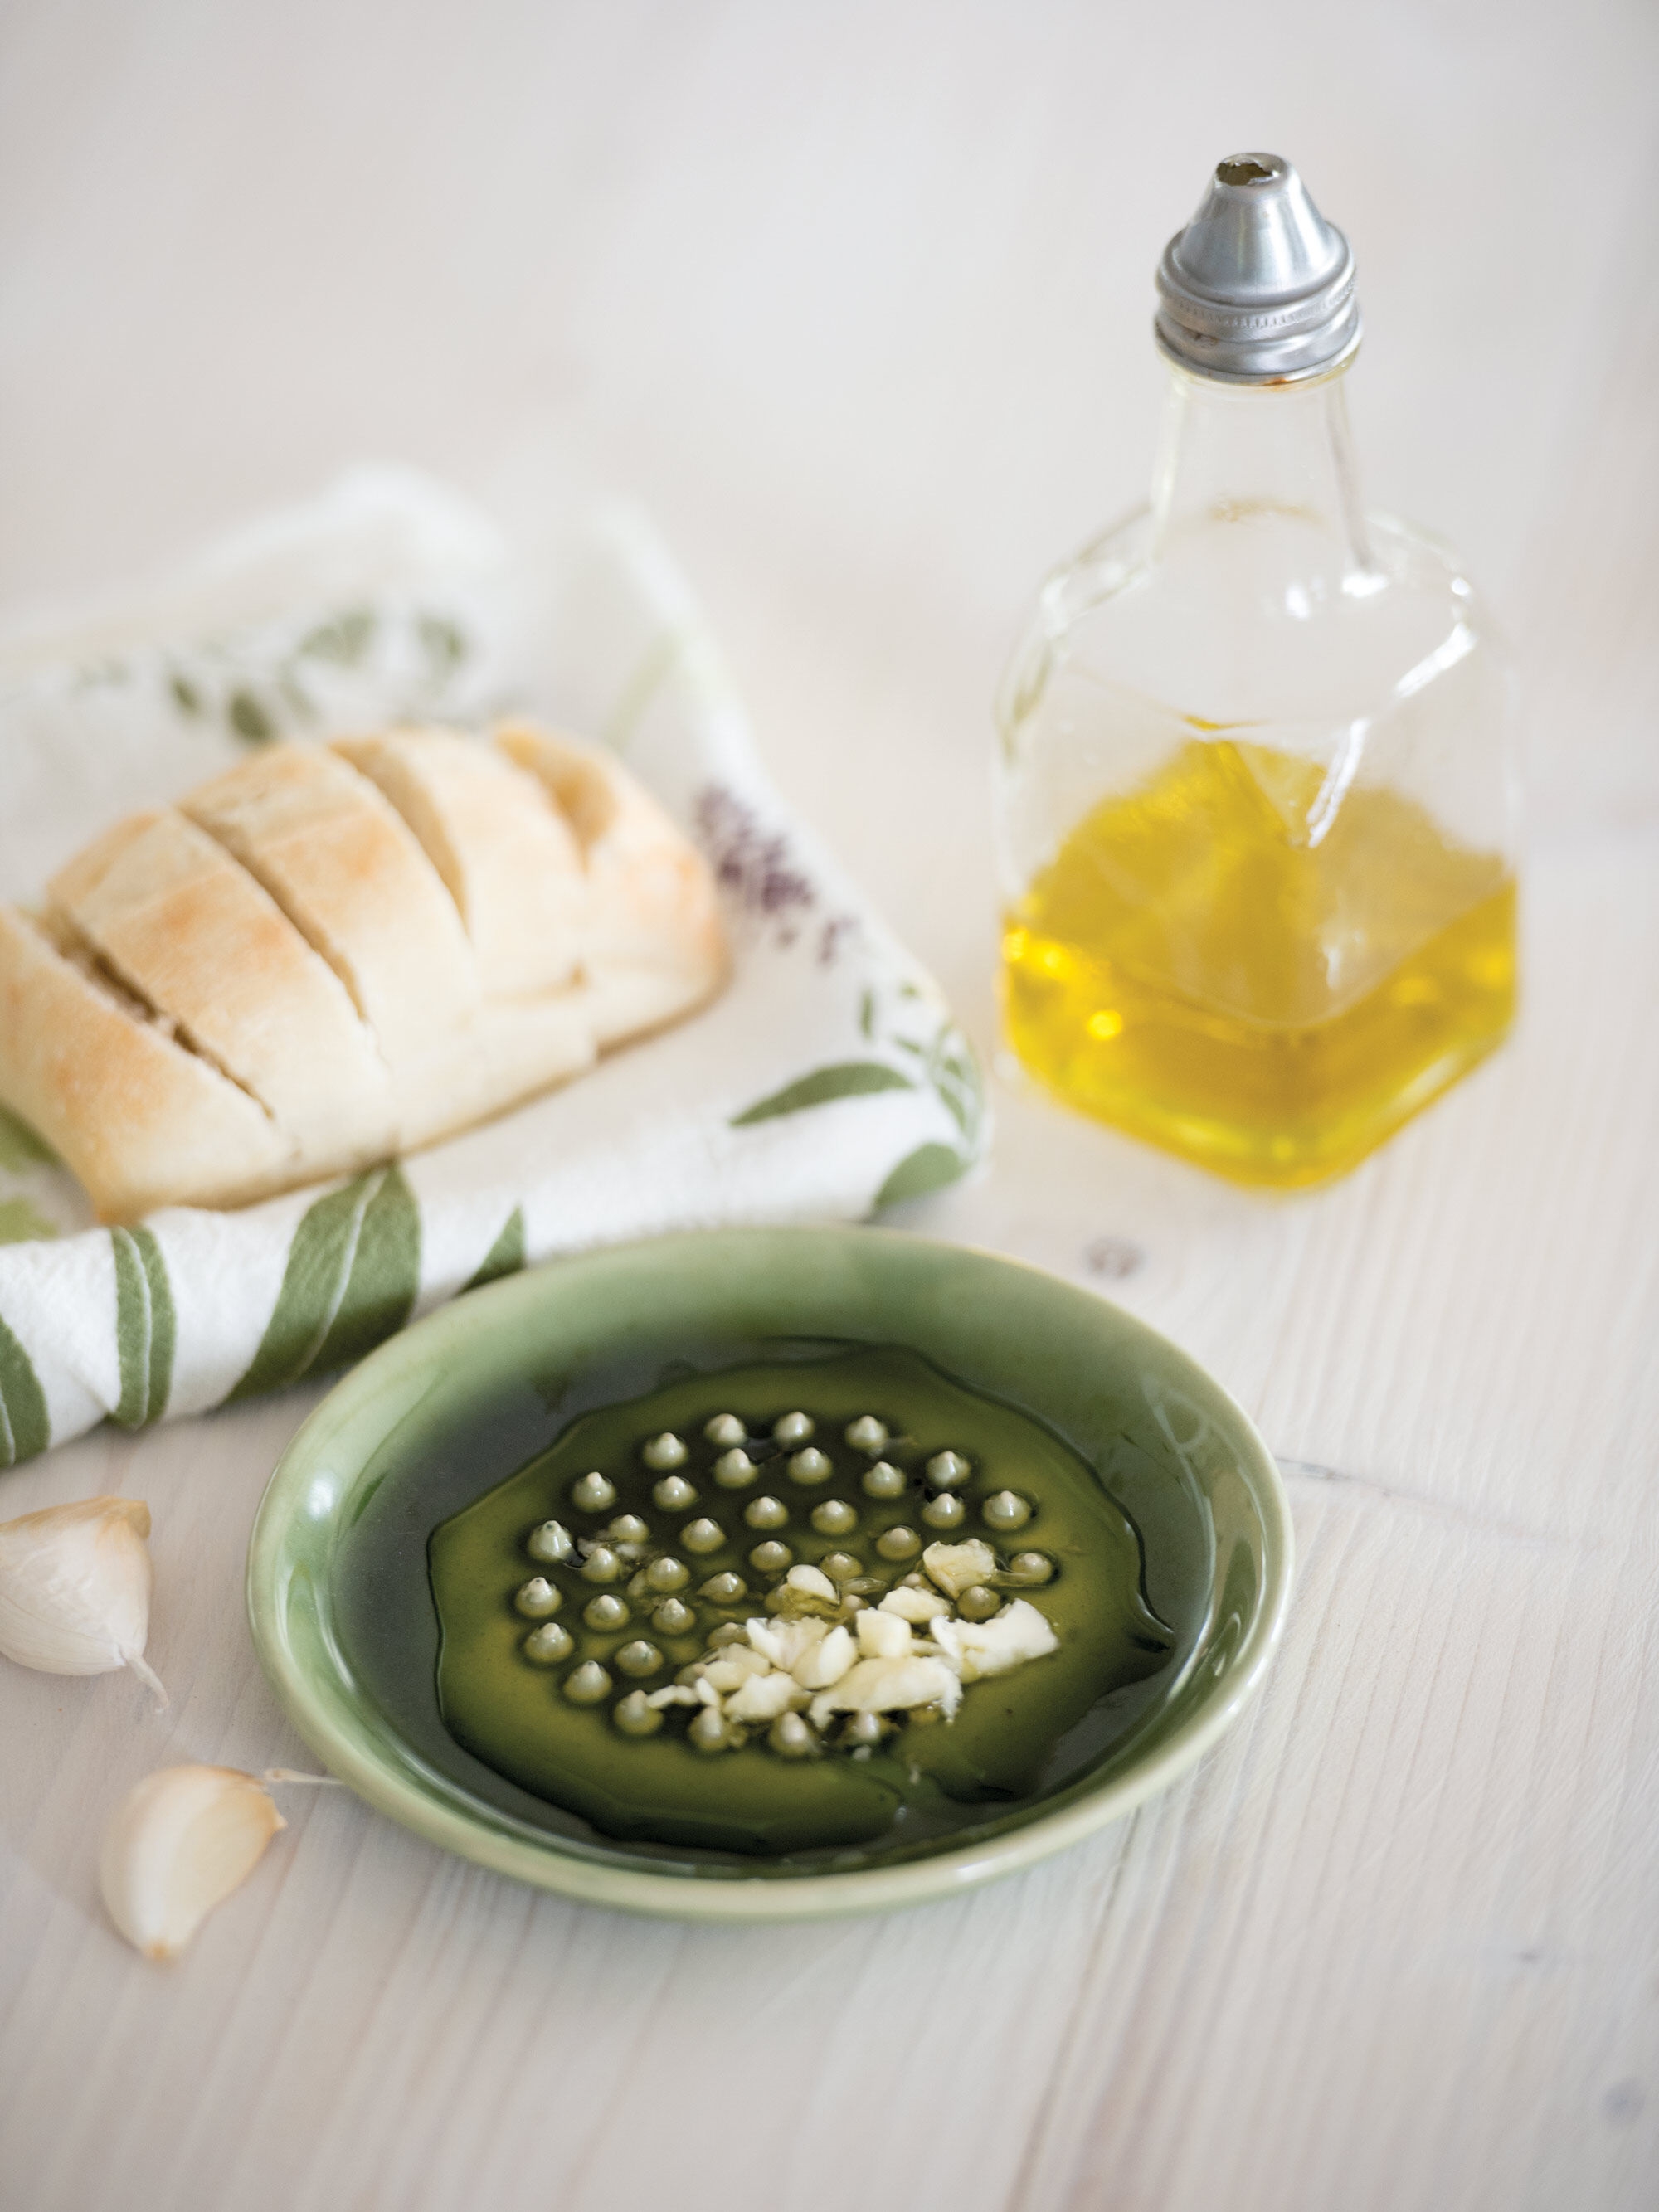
(181, 744), (480, 1100)
(0, 724), (725, 1222)
(0, 905), (295, 1223)
(333, 731), (584, 998)
(49, 808), (395, 1164)
(498, 723), (727, 1047)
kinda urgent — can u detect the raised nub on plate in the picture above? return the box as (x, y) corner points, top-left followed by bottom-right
(514, 1577), (562, 1618)
(523, 1621), (572, 1663)
(563, 1660), (611, 1704)
(983, 1490), (1032, 1532)
(526, 1519), (572, 1563)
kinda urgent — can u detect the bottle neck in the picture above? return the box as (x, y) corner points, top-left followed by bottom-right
(1150, 362), (1372, 576)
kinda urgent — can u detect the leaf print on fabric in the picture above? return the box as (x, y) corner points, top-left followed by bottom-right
(874, 1143), (970, 1212)
(0, 1107), (56, 1174)
(298, 609), (377, 665)
(731, 1062), (916, 1127)
(926, 1026), (985, 1151)
(230, 1165), (421, 1402)
(227, 688), (278, 745)
(601, 630), (682, 754)
(416, 611), (467, 674)
(157, 602), (475, 751)
(464, 1205), (526, 1293)
(859, 979), (987, 1167)
(0, 1201), (57, 1246)
(110, 1227), (178, 1431)
(0, 1309), (49, 1468)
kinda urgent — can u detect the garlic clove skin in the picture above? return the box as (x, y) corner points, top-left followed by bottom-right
(0, 1496), (166, 1705)
(100, 1765), (285, 1961)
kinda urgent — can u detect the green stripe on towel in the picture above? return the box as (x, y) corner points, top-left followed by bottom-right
(230, 1166), (421, 1402)
(0, 1310), (49, 1467)
(111, 1226), (178, 1429)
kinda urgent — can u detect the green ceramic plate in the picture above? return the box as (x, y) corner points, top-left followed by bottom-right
(246, 1226), (1292, 1920)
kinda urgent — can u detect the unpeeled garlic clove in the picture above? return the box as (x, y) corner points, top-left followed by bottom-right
(100, 1765), (285, 1960)
(0, 1496), (166, 1705)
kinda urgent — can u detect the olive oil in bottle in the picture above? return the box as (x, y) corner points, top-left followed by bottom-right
(995, 154), (1516, 1188)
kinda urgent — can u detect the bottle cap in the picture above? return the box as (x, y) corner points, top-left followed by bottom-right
(1155, 153), (1360, 383)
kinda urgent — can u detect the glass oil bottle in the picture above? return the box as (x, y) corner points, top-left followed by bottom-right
(995, 153), (1517, 1188)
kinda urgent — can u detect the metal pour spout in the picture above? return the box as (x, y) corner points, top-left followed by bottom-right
(1155, 153), (1362, 384)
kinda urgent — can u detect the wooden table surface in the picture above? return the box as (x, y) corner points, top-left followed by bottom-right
(2, 6), (1657, 2208)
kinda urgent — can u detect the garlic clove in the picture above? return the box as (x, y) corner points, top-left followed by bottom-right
(100, 1765), (285, 1960)
(791, 1621), (856, 1691)
(931, 1597), (1059, 1684)
(920, 1537), (999, 1599)
(0, 1496), (166, 1705)
(724, 1669), (807, 1724)
(856, 1607), (912, 1660)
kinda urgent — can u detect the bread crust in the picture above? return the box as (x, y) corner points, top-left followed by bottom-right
(181, 745), (479, 1084)
(49, 808), (395, 1163)
(0, 723), (726, 1223)
(334, 730), (586, 999)
(495, 724), (728, 1044)
(0, 906), (294, 1222)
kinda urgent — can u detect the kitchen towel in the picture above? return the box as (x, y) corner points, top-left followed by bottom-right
(0, 468), (983, 1467)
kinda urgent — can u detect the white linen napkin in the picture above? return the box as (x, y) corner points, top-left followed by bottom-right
(0, 468), (984, 1466)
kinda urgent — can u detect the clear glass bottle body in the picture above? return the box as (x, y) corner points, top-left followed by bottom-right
(995, 360), (1517, 1188)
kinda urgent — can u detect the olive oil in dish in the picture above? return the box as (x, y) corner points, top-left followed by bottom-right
(428, 1347), (1174, 1863)
(996, 154), (1517, 1187)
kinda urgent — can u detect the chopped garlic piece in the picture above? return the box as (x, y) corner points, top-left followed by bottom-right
(856, 1609), (912, 1660)
(791, 1622), (856, 1689)
(878, 1585), (952, 1624)
(703, 1647), (771, 1693)
(809, 1655), (962, 1729)
(931, 1597), (1058, 1682)
(646, 1684), (702, 1709)
(725, 1670), (808, 1723)
(745, 1616), (826, 1671)
(922, 1539), (999, 1597)
(784, 1563), (838, 1603)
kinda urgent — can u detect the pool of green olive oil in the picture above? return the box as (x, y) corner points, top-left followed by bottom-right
(428, 1346), (1175, 1862)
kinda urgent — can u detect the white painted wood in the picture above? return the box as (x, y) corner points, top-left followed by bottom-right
(2, 5), (1656, 2208)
